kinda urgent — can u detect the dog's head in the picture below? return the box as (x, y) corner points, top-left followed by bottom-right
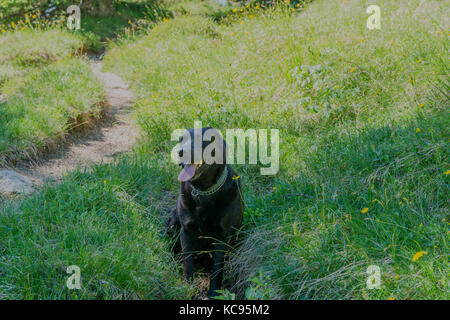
(177, 127), (227, 182)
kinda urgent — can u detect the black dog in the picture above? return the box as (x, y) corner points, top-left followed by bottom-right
(167, 127), (243, 298)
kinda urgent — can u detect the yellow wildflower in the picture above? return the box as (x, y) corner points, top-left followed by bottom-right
(273, 186), (277, 190)
(350, 67), (355, 73)
(412, 251), (427, 261)
(232, 8), (237, 13)
(361, 207), (369, 214)
(11, 21), (15, 28)
(387, 297), (395, 300)
(232, 175), (240, 180)
(1, 29), (5, 33)
(57, 59), (62, 63)
(417, 59), (421, 63)
(444, 170), (450, 175)
(415, 128), (421, 133)
(419, 103), (425, 108)
(32, 14), (36, 19)
(249, 15), (253, 18)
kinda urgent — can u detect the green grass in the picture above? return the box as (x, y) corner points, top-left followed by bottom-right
(101, 0), (450, 299)
(77, 1), (171, 52)
(0, 58), (103, 164)
(0, 0), (449, 299)
(165, 0), (232, 19)
(0, 28), (84, 92)
(0, 156), (195, 299)
(0, 0), (173, 165)
(0, 28), (104, 164)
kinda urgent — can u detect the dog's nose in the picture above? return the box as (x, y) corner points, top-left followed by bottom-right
(178, 149), (183, 158)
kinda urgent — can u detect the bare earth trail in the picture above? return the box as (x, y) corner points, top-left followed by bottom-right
(16, 58), (139, 186)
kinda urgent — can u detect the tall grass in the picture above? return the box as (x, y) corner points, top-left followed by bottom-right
(0, 156), (196, 299)
(0, 29), (103, 164)
(0, 29), (83, 92)
(103, 0), (449, 299)
(0, 58), (103, 164)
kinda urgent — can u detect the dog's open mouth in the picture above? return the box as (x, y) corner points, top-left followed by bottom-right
(178, 161), (204, 182)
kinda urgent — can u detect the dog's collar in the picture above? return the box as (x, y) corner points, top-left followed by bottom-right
(190, 166), (228, 198)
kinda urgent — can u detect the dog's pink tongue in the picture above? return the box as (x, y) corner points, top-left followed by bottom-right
(178, 164), (196, 182)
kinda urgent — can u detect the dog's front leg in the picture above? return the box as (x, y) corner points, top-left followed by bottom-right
(208, 242), (226, 298)
(180, 228), (196, 280)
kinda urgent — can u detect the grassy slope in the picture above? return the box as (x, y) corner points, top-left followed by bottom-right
(0, 29), (83, 93)
(104, 0), (449, 299)
(0, 29), (103, 164)
(0, 1), (210, 164)
(0, 0), (448, 299)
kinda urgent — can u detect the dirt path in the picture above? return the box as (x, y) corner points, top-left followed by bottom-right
(16, 58), (139, 186)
